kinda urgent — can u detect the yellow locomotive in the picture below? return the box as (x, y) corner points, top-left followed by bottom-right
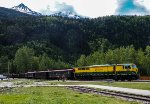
(74, 63), (139, 80)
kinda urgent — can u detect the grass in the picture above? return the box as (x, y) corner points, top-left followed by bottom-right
(46, 80), (150, 90)
(98, 82), (150, 90)
(1, 79), (150, 90)
(0, 87), (139, 104)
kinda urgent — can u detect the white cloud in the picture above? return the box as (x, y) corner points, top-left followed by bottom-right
(65, 0), (118, 17)
(116, 0), (149, 15)
(135, 0), (150, 11)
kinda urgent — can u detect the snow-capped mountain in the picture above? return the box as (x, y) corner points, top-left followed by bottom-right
(40, 9), (82, 19)
(12, 3), (41, 16)
(11, 3), (82, 18)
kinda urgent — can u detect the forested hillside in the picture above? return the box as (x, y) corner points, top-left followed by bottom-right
(0, 15), (150, 75)
(0, 7), (30, 19)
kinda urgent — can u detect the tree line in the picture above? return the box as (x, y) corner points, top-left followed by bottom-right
(0, 46), (70, 73)
(0, 15), (150, 75)
(0, 45), (149, 76)
(76, 45), (150, 76)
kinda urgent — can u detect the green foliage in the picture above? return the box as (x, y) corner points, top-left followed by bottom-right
(54, 60), (70, 69)
(1, 15), (150, 63)
(89, 38), (112, 52)
(0, 15), (150, 75)
(0, 7), (30, 19)
(76, 55), (87, 66)
(76, 45), (150, 76)
(13, 48), (71, 72)
(38, 53), (70, 70)
(144, 46), (150, 75)
(86, 52), (105, 65)
(14, 46), (35, 72)
(0, 56), (8, 73)
(39, 53), (54, 70)
(25, 40), (63, 60)
(32, 57), (40, 71)
(0, 87), (137, 104)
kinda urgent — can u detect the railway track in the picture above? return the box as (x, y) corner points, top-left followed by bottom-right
(75, 79), (150, 82)
(66, 86), (150, 104)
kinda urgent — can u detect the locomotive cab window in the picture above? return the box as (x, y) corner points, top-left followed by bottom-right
(132, 64), (137, 68)
(125, 66), (131, 69)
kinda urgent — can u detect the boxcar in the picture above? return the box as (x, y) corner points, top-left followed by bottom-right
(34, 71), (49, 79)
(26, 69), (74, 80)
(48, 69), (74, 80)
(27, 72), (35, 79)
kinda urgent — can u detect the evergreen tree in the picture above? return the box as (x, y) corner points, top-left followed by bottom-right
(14, 46), (34, 73)
(144, 46), (150, 75)
(39, 53), (52, 70)
(89, 38), (112, 52)
(0, 55), (9, 73)
(76, 55), (87, 67)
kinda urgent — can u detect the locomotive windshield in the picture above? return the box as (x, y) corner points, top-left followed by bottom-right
(132, 64), (137, 68)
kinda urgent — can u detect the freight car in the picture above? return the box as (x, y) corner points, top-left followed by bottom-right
(26, 69), (74, 80)
(24, 63), (139, 81)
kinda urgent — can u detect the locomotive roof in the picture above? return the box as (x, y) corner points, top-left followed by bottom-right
(89, 64), (113, 67)
(116, 63), (135, 66)
(76, 63), (134, 68)
(47, 69), (73, 72)
(76, 64), (113, 68)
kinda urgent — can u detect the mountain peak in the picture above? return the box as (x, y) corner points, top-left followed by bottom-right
(12, 3), (31, 11)
(12, 3), (41, 16)
(17, 3), (27, 9)
(19, 3), (26, 6)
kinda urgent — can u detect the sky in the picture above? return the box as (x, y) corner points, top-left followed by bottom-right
(0, 0), (150, 18)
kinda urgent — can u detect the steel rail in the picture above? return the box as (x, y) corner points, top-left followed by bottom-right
(66, 86), (150, 103)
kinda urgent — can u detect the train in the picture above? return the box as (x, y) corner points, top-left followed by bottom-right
(15, 63), (139, 81)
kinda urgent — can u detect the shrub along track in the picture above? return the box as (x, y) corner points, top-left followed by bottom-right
(66, 86), (150, 104)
